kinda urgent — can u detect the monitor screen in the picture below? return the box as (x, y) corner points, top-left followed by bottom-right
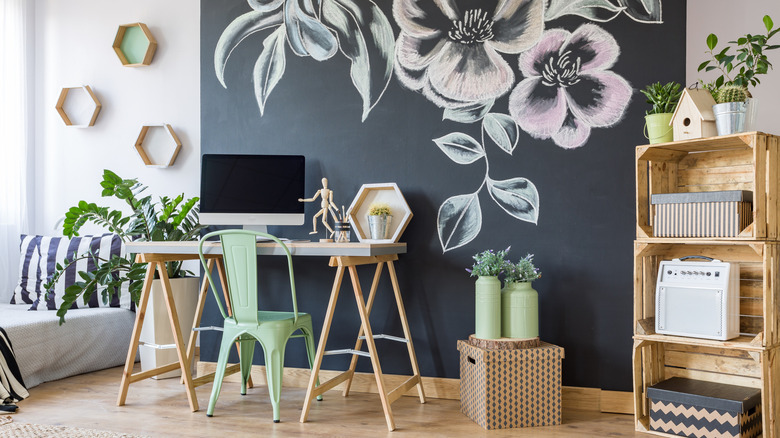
(199, 154), (305, 227)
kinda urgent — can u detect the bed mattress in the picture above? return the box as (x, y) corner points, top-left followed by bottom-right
(0, 303), (135, 388)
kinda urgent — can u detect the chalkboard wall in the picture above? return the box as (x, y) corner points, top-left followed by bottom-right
(200, 0), (686, 391)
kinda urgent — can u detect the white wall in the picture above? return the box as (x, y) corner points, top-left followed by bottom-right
(687, 0), (780, 133)
(34, 0), (200, 235)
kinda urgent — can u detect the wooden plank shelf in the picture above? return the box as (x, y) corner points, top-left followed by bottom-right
(633, 334), (764, 352)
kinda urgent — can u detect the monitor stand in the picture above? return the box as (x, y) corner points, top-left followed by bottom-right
(243, 225), (271, 240)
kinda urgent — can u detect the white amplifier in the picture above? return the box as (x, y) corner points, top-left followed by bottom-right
(655, 257), (740, 341)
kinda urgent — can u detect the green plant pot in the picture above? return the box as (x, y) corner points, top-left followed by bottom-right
(501, 281), (539, 339)
(644, 113), (674, 144)
(475, 276), (501, 339)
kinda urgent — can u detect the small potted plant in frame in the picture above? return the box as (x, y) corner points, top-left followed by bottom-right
(697, 14), (779, 134)
(367, 202), (392, 240)
(466, 247), (510, 340)
(501, 254), (541, 339)
(640, 81), (682, 144)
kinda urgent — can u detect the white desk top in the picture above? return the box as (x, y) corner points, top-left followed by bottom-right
(125, 240), (407, 257)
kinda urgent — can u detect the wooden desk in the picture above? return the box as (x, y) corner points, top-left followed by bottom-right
(117, 241), (425, 430)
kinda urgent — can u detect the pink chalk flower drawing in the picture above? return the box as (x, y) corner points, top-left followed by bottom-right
(393, 0), (545, 108)
(508, 24), (632, 149)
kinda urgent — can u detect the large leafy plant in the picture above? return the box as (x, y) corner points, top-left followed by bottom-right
(697, 15), (779, 90)
(44, 170), (203, 322)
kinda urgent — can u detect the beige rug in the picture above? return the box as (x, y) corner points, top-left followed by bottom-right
(0, 416), (149, 438)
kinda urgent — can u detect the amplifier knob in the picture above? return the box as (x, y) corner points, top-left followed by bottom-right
(667, 270), (672, 275)
(706, 272), (712, 276)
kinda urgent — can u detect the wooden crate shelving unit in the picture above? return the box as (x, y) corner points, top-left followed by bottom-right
(636, 132), (779, 240)
(633, 132), (780, 438)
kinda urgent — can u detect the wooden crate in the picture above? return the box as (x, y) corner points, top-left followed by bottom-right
(633, 240), (780, 438)
(636, 132), (780, 240)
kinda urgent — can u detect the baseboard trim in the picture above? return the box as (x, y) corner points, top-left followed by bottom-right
(196, 361), (634, 415)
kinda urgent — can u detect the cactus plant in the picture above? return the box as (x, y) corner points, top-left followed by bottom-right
(716, 85), (749, 104)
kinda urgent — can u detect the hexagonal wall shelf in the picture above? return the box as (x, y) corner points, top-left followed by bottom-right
(55, 85), (101, 127)
(347, 183), (412, 243)
(134, 124), (182, 168)
(113, 23), (157, 66)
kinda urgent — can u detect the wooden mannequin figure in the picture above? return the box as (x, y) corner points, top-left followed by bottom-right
(299, 177), (340, 241)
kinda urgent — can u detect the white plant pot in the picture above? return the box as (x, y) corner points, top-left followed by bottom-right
(138, 277), (200, 379)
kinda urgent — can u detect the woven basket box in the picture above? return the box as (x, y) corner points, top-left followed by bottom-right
(647, 377), (761, 438)
(457, 340), (563, 430)
(651, 190), (752, 238)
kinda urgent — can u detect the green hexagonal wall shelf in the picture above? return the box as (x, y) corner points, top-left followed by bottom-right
(55, 85), (102, 127)
(347, 183), (413, 243)
(113, 22), (157, 66)
(134, 124), (182, 168)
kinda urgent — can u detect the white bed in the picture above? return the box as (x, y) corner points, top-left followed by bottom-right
(0, 303), (136, 388)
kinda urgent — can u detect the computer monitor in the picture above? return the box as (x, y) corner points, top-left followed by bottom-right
(199, 154), (305, 232)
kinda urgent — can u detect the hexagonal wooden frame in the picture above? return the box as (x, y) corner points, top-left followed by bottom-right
(55, 85), (102, 127)
(347, 183), (412, 243)
(113, 22), (157, 67)
(134, 124), (182, 168)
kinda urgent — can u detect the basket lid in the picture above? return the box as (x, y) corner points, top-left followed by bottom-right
(651, 190), (752, 205)
(647, 378), (761, 412)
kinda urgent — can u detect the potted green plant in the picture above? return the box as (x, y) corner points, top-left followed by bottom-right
(640, 81), (682, 144)
(697, 14), (779, 134)
(466, 247), (510, 340)
(367, 202), (392, 240)
(501, 254), (541, 339)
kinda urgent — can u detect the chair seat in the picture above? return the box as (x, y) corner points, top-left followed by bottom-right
(224, 311), (312, 330)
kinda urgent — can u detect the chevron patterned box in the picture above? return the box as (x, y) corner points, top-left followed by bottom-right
(647, 377), (761, 438)
(457, 340), (563, 430)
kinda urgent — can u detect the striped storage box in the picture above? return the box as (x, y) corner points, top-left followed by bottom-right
(457, 340), (563, 430)
(652, 191), (752, 238)
(647, 377), (761, 438)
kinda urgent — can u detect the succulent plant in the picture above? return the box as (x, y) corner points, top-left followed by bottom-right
(640, 81), (683, 115)
(716, 84), (749, 104)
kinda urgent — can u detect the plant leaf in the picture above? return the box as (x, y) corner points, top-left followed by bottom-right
(284, 0), (338, 61)
(253, 25), (287, 116)
(482, 113), (519, 155)
(765, 15), (774, 32)
(443, 100), (494, 123)
(617, 0), (662, 23)
(214, 9), (284, 88)
(545, 0), (625, 22)
(707, 33), (718, 50)
(437, 193), (482, 252)
(486, 177), (540, 224)
(432, 133), (484, 164)
(321, 0), (395, 121)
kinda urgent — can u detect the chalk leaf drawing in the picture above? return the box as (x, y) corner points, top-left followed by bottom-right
(435, 114), (540, 252)
(394, 0), (545, 108)
(433, 133), (485, 165)
(321, 0), (396, 121)
(483, 113), (519, 154)
(443, 100), (494, 123)
(508, 24), (632, 149)
(486, 177), (539, 223)
(216, 0), (394, 120)
(438, 192), (483, 252)
(254, 26), (287, 115)
(545, 0), (662, 23)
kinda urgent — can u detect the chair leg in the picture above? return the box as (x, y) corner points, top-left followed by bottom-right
(239, 337), (256, 396)
(207, 335), (236, 417)
(301, 325), (323, 402)
(261, 343), (286, 423)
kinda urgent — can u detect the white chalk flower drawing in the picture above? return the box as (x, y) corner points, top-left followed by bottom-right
(216, 0), (663, 252)
(215, 0), (395, 121)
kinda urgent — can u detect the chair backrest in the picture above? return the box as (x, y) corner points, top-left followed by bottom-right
(198, 230), (298, 325)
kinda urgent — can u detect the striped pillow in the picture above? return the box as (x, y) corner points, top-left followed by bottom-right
(30, 234), (132, 311)
(11, 235), (43, 305)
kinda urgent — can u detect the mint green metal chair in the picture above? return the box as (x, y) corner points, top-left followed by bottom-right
(198, 230), (319, 422)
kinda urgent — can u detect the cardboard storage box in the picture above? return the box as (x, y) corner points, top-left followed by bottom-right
(457, 340), (563, 430)
(647, 377), (761, 438)
(651, 190), (752, 238)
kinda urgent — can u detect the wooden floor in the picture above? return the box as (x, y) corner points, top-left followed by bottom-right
(12, 365), (648, 437)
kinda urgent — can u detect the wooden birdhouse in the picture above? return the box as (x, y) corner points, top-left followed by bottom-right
(670, 88), (718, 141)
